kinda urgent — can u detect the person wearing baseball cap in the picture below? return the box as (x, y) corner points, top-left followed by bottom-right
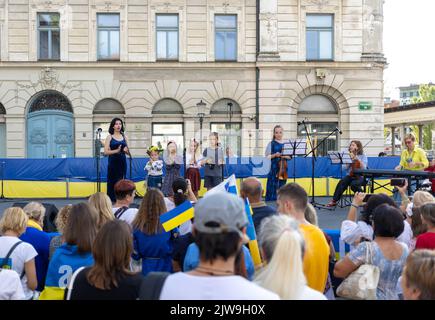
(158, 192), (279, 300)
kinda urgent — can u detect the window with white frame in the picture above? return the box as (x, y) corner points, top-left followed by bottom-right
(97, 13), (120, 60)
(38, 13), (60, 60)
(156, 14), (179, 60)
(215, 15), (237, 61)
(306, 14), (334, 61)
(152, 123), (184, 152)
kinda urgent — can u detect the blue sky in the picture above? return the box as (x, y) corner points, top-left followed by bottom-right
(383, 0), (435, 99)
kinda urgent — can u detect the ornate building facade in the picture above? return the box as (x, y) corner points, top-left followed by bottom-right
(0, 0), (386, 158)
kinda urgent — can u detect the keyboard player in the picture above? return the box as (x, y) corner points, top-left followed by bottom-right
(394, 132), (429, 198)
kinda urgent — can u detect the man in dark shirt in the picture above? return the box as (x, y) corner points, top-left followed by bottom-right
(241, 177), (277, 232)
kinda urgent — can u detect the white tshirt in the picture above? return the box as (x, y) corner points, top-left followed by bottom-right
(0, 236), (37, 300)
(160, 272), (280, 300)
(112, 207), (138, 226)
(164, 198), (192, 235)
(298, 286), (327, 300)
(0, 269), (25, 300)
(396, 220), (413, 249)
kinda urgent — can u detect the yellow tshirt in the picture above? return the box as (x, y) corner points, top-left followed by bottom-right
(399, 147), (429, 171)
(300, 223), (330, 293)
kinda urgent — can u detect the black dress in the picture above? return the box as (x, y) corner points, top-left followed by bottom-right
(107, 136), (127, 202)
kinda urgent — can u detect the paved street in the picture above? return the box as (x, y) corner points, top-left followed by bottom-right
(0, 196), (348, 231)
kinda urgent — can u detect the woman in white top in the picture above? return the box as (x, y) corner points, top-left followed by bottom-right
(341, 192), (412, 249)
(255, 215), (327, 300)
(0, 207), (37, 300)
(185, 139), (201, 198)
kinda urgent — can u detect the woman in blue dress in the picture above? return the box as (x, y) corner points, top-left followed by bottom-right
(104, 118), (130, 203)
(265, 125), (291, 201)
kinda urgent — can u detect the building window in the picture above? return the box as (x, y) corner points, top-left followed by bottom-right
(306, 14), (333, 61)
(156, 14), (179, 60)
(211, 123), (241, 157)
(97, 13), (120, 60)
(297, 123), (338, 157)
(152, 123), (184, 151)
(38, 13), (60, 60)
(215, 15), (237, 61)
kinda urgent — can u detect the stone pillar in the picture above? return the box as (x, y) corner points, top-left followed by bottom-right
(399, 126), (405, 151)
(258, 0), (280, 61)
(361, 0), (387, 63)
(391, 126), (396, 156)
(418, 124), (424, 148)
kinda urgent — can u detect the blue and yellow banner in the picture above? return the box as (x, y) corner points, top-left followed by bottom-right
(160, 200), (194, 232)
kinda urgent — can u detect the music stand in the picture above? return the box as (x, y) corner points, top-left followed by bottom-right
(284, 139), (307, 182)
(0, 161), (9, 200)
(328, 151), (353, 208)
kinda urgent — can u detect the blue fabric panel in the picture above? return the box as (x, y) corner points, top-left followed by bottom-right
(0, 156), (401, 182)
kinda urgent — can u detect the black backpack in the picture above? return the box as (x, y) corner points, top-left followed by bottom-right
(0, 241), (25, 279)
(114, 206), (129, 219)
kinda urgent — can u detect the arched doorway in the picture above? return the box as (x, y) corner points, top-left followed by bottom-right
(27, 90), (74, 158)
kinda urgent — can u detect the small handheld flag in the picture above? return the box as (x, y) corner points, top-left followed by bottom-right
(244, 198), (262, 267)
(160, 200), (194, 232)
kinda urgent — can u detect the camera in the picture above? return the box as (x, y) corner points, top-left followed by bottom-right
(391, 178), (406, 187)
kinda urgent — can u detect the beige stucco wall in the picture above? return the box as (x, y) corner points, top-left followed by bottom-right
(0, 0), (386, 158)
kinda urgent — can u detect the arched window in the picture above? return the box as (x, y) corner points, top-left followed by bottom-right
(152, 99), (184, 151)
(93, 98), (125, 115)
(93, 99), (125, 156)
(0, 103), (5, 158)
(29, 91), (73, 113)
(297, 95), (339, 156)
(152, 98), (184, 114)
(210, 99), (242, 157)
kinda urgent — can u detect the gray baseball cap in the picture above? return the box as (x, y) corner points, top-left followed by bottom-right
(194, 192), (249, 238)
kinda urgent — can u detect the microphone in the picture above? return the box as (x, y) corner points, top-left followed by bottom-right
(336, 127), (342, 135)
(297, 120), (305, 126)
(96, 128), (102, 133)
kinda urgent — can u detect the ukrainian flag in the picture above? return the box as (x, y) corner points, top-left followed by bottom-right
(244, 198), (262, 267)
(160, 200), (195, 232)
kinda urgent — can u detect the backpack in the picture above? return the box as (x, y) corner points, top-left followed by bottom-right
(114, 206), (130, 219)
(0, 241), (25, 279)
(138, 272), (170, 300)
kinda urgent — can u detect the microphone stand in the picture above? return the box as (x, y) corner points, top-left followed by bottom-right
(303, 124), (341, 208)
(0, 161), (8, 200)
(94, 130), (102, 192)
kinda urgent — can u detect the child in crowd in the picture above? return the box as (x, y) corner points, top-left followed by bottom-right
(145, 145), (164, 190)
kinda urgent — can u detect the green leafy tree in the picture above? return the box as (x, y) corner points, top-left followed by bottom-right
(409, 85), (435, 150)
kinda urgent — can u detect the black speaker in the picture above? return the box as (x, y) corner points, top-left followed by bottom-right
(12, 202), (58, 233)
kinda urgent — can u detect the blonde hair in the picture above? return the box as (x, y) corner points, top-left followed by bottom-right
(255, 215), (306, 299)
(404, 133), (416, 142)
(0, 207), (28, 235)
(88, 192), (115, 229)
(23, 201), (46, 223)
(413, 191), (435, 208)
(403, 250), (435, 300)
(304, 203), (318, 226)
(56, 204), (72, 234)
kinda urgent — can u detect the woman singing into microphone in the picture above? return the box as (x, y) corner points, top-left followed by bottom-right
(326, 140), (368, 207)
(104, 118), (130, 203)
(265, 125), (292, 201)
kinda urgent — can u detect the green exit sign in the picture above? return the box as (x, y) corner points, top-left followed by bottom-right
(359, 101), (372, 111)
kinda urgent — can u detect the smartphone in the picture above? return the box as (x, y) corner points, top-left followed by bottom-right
(391, 178), (406, 187)
(363, 194), (373, 203)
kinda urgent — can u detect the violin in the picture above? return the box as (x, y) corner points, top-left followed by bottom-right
(349, 149), (362, 178)
(277, 155), (288, 181)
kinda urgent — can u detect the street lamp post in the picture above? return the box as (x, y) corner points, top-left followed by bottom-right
(196, 100), (206, 152)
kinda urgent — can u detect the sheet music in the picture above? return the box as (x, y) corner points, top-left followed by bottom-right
(327, 150), (353, 164)
(282, 139), (307, 156)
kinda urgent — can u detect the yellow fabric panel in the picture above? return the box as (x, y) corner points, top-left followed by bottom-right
(0, 177), (394, 198)
(39, 287), (65, 300)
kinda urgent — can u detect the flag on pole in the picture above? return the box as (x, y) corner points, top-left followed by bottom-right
(244, 198), (262, 267)
(159, 200), (194, 232)
(205, 174), (262, 266)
